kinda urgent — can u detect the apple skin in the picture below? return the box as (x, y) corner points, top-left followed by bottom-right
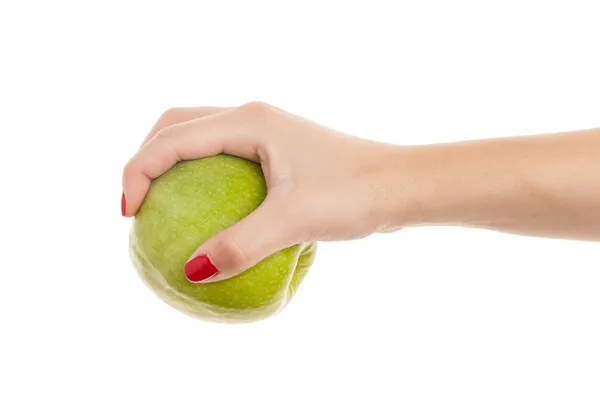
(129, 154), (317, 323)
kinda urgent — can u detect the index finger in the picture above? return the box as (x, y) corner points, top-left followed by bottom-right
(122, 106), (263, 217)
(141, 107), (230, 147)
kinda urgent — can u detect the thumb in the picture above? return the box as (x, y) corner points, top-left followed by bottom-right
(183, 198), (299, 283)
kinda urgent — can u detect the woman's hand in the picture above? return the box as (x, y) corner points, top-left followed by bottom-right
(122, 102), (409, 283)
(122, 101), (600, 283)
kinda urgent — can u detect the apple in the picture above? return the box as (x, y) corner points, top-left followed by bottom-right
(128, 154), (317, 323)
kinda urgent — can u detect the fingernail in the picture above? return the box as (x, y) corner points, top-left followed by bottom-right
(184, 255), (218, 282)
(121, 193), (127, 217)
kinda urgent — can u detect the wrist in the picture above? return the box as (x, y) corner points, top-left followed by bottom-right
(375, 141), (503, 231)
(366, 143), (427, 232)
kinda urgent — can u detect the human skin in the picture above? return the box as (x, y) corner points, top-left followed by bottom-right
(121, 102), (600, 283)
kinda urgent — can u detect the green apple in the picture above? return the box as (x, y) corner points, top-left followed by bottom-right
(128, 154), (317, 323)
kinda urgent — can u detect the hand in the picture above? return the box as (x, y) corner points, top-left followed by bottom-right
(122, 102), (408, 283)
(122, 102), (600, 284)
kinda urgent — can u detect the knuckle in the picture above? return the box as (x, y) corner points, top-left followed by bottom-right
(237, 101), (273, 121)
(158, 107), (184, 125)
(155, 121), (183, 139)
(154, 107), (204, 134)
(213, 233), (252, 272)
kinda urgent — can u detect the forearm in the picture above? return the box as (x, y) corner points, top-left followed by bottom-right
(387, 128), (600, 241)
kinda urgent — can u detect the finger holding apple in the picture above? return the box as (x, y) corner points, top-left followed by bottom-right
(122, 101), (404, 322)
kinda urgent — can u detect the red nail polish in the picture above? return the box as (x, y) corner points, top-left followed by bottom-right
(121, 193), (126, 217)
(184, 255), (218, 282)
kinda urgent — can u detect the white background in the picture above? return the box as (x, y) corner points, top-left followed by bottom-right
(1, 1), (599, 399)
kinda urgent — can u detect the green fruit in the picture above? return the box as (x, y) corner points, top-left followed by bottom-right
(128, 154), (317, 323)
